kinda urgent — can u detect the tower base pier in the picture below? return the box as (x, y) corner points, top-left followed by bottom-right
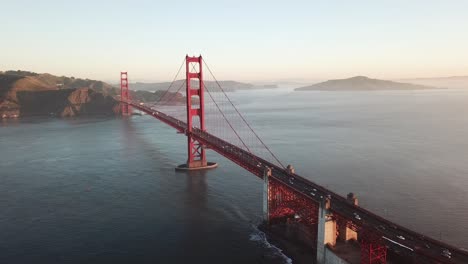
(175, 161), (218, 171)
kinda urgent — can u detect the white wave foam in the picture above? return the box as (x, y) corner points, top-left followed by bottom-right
(250, 225), (293, 264)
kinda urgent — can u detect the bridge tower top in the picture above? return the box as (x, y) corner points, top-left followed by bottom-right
(185, 56), (205, 133)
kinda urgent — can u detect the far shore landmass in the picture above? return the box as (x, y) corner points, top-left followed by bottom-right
(294, 76), (440, 91)
(2, 70), (467, 119)
(0, 70), (184, 119)
(0, 70), (280, 119)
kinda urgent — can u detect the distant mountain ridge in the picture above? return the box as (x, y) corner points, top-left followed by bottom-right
(295, 76), (437, 91)
(129, 80), (275, 92)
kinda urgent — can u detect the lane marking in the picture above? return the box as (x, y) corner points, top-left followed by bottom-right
(383, 236), (414, 252)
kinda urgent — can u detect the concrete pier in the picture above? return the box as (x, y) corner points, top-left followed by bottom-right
(175, 161), (218, 171)
(317, 198), (338, 264)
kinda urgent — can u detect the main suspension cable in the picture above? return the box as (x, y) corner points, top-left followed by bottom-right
(203, 59), (285, 169)
(150, 56), (186, 108)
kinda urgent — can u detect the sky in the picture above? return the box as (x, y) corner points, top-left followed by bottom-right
(1, 0), (467, 83)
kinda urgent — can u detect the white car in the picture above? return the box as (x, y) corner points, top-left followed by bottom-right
(397, 235), (405, 240)
(441, 252), (452, 259)
(353, 212), (361, 220)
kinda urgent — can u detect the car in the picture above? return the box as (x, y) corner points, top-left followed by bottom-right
(424, 243), (430, 249)
(442, 249), (452, 255)
(289, 178), (294, 184)
(397, 235), (405, 240)
(312, 188), (317, 192)
(441, 252), (452, 259)
(355, 214), (361, 220)
(139, 102), (144, 105)
(310, 192), (316, 196)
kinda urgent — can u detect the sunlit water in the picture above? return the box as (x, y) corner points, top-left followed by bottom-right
(1, 88), (468, 263)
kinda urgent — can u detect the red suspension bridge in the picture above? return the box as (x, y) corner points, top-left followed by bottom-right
(120, 55), (468, 264)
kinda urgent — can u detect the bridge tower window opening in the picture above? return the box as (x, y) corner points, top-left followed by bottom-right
(191, 94), (201, 110)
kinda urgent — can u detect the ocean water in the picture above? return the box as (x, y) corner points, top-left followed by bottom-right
(1, 88), (468, 263)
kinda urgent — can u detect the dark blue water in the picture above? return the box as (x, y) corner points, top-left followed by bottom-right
(1, 88), (468, 263)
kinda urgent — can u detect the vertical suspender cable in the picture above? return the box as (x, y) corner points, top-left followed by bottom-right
(203, 60), (285, 169)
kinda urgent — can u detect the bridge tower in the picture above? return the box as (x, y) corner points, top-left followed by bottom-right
(176, 55), (217, 171)
(120, 72), (132, 115)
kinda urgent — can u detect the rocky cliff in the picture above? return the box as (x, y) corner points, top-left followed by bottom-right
(14, 88), (120, 117)
(0, 71), (120, 118)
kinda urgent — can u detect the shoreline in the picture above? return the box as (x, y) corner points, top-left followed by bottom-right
(259, 222), (316, 264)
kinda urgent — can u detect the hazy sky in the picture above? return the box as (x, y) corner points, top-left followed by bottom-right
(1, 0), (467, 82)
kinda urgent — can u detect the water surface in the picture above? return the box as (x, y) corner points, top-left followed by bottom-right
(1, 88), (468, 263)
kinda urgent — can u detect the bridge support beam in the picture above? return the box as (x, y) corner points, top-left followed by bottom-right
(333, 194), (386, 264)
(339, 224), (358, 242)
(263, 173), (319, 259)
(176, 55), (217, 171)
(120, 72), (132, 116)
(338, 193), (359, 242)
(360, 231), (387, 264)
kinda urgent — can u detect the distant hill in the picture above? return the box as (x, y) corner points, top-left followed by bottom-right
(129, 80), (275, 92)
(399, 76), (468, 89)
(0, 71), (184, 119)
(295, 76), (437, 91)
